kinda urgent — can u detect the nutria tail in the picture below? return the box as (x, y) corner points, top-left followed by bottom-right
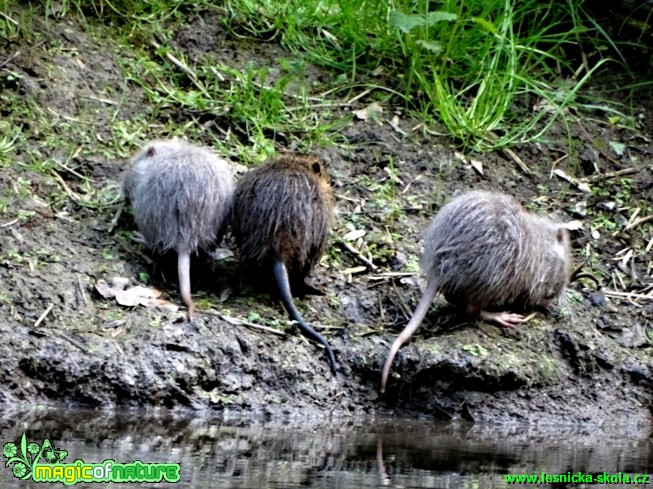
(273, 260), (337, 375)
(380, 279), (439, 393)
(178, 251), (194, 321)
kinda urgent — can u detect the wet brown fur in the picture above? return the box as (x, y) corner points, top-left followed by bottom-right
(232, 154), (334, 283)
(231, 153), (337, 373)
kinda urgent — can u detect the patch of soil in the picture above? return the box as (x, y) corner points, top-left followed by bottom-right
(0, 6), (651, 425)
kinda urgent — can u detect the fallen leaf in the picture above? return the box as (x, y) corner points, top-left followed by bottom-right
(95, 278), (179, 313)
(562, 220), (584, 231)
(115, 285), (160, 307)
(112, 277), (130, 289)
(343, 229), (366, 241)
(453, 151), (467, 163)
(353, 102), (383, 121)
(609, 141), (625, 157)
(470, 158), (483, 175)
(95, 279), (116, 299)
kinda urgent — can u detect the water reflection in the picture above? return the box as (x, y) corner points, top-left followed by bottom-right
(0, 407), (651, 488)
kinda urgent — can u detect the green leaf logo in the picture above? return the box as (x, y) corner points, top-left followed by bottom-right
(3, 433), (37, 480)
(2, 433), (67, 481)
(2, 442), (17, 459)
(39, 439), (68, 464)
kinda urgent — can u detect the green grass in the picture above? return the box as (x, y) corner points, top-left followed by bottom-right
(2, 0), (644, 169)
(219, 0), (637, 151)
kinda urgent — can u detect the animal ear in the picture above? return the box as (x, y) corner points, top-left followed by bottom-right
(146, 146), (156, 157)
(554, 227), (566, 243)
(311, 161), (322, 174)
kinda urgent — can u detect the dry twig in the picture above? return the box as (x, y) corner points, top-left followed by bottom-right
(201, 310), (286, 336)
(34, 303), (54, 327)
(337, 240), (378, 271)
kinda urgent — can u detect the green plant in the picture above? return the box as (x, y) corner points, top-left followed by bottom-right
(0, 3), (21, 40)
(221, 0), (624, 152)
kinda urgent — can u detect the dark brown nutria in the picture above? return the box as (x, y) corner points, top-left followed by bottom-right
(381, 190), (571, 392)
(231, 153), (337, 375)
(123, 139), (235, 320)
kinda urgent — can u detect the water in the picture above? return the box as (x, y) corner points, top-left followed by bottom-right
(0, 407), (651, 488)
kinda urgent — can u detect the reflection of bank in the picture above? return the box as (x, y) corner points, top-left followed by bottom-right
(377, 438), (391, 487)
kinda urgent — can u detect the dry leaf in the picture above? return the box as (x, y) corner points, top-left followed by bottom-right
(353, 102), (383, 121)
(562, 220), (584, 231)
(95, 278), (179, 313)
(114, 285), (160, 307)
(453, 151), (467, 163)
(343, 229), (366, 241)
(470, 158), (483, 175)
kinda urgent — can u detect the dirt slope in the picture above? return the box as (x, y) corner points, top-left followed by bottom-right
(0, 7), (651, 425)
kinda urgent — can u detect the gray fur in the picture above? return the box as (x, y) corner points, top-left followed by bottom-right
(422, 190), (570, 312)
(380, 190), (570, 392)
(124, 139), (235, 255)
(123, 139), (235, 318)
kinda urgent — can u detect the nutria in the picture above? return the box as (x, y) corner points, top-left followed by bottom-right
(231, 153), (337, 375)
(381, 190), (571, 392)
(123, 139), (235, 320)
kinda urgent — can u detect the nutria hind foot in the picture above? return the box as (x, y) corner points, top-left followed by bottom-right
(479, 310), (525, 328)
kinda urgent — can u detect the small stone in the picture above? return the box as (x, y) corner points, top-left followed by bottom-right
(588, 292), (606, 307)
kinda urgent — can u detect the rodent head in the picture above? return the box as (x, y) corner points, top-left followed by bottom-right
(278, 154), (329, 180)
(529, 223), (571, 306)
(276, 153), (334, 206)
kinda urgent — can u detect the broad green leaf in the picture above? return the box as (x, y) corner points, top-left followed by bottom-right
(416, 39), (443, 53)
(424, 11), (457, 25)
(389, 10), (425, 34)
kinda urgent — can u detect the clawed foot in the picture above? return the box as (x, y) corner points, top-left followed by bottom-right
(132, 231), (147, 244)
(480, 310), (525, 328)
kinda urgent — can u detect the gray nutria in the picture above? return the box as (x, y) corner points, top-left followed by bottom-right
(123, 139), (235, 320)
(381, 190), (571, 392)
(231, 153), (337, 375)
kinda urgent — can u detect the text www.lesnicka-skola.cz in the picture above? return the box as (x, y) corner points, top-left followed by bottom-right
(504, 472), (650, 484)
